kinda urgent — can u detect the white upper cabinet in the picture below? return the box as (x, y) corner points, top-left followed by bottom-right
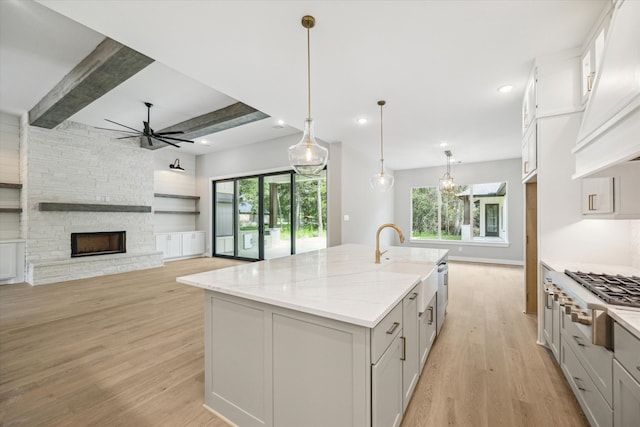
(522, 69), (537, 134)
(574, 0), (640, 178)
(581, 28), (606, 104)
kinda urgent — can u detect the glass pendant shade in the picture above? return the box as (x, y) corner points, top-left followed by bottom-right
(288, 118), (328, 176)
(370, 171), (394, 192)
(439, 150), (456, 193)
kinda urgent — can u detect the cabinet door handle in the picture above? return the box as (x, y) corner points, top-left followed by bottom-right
(523, 161), (529, 174)
(573, 377), (586, 391)
(401, 336), (406, 361)
(588, 194), (596, 211)
(587, 72), (595, 92)
(386, 322), (400, 335)
(409, 292), (418, 301)
(573, 335), (585, 347)
(428, 306), (434, 324)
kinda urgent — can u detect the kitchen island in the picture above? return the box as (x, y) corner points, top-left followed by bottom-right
(178, 243), (448, 427)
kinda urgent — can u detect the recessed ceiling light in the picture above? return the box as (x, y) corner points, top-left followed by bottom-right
(199, 139), (209, 145)
(497, 85), (513, 93)
(439, 142), (448, 147)
(357, 117), (368, 125)
(277, 119), (285, 126)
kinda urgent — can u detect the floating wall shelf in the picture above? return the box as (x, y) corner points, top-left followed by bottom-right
(39, 203), (152, 213)
(0, 208), (22, 213)
(0, 182), (22, 189)
(154, 193), (200, 200)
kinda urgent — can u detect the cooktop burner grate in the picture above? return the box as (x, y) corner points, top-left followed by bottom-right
(564, 270), (640, 308)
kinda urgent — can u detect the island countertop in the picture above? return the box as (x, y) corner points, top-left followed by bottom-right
(177, 243), (448, 328)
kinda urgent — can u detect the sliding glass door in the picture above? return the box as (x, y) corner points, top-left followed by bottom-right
(213, 170), (326, 261)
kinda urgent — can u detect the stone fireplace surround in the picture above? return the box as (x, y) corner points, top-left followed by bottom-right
(21, 120), (163, 285)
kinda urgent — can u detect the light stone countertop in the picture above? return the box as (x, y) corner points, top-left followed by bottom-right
(177, 243), (448, 328)
(609, 308), (640, 339)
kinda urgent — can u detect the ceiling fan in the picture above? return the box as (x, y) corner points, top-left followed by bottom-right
(97, 102), (193, 148)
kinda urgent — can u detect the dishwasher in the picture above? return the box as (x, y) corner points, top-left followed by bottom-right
(436, 259), (448, 335)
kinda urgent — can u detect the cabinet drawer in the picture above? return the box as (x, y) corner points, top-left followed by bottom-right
(561, 312), (613, 406)
(371, 303), (402, 364)
(561, 340), (613, 427)
(614, 323), (640, 384)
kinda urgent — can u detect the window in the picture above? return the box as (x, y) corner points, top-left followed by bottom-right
(411, 181), (508, 243)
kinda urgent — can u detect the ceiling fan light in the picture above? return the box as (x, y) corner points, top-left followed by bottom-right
(288, 118), (328, 176)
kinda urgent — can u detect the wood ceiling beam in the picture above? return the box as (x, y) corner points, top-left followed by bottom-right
(144, 102), (269, 148)
(29, 38), (153, 129)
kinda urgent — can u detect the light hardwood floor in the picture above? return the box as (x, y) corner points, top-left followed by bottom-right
(0, 258), (589, 426)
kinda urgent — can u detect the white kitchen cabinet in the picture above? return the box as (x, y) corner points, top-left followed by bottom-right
(372, 334), (404, 427)
(401, 288), (419, 412)
(613, 323), (640, 427)
(581, 177), (614, 215)
(522, 69), (537, 134)
(418, 293), (437, 372)
(581, 28), (606, 103)
(181, 231), (205, 257)
(613, 360), (640, 427)
(574, 0), (640, 178)
(522, 122), (537, 182)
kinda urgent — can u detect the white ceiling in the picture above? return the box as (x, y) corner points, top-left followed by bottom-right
(2, 0), (608, 168)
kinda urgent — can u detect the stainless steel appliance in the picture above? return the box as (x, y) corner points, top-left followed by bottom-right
(436, 260), (448, 335)
(546, 270), (640, 349)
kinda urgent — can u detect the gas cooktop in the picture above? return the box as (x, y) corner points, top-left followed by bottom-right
(565, 270), (640, 308)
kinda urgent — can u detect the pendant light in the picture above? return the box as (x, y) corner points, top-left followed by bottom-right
(370, 100), (394, 191)
(439, 150), (456, 193)
(288, 15), (328, 177)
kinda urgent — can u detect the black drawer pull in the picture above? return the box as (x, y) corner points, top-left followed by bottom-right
(573, 376), (586, 391)
(573, 336), (585, 347)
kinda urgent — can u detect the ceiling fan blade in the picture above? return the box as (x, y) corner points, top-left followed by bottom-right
(116, 135), (142, 140)
(156, 131), (184, 135)
(104, 119), (141, 133)
(94, 126), (140, 134)
(150, 135), (180, 148)
(156, 135), (195, 143)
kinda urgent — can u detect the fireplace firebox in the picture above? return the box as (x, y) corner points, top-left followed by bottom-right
(71, 231), (126, 257)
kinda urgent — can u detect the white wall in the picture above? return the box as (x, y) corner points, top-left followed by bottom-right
(538, 114), (639, 265)
(340, 143), (395, 246)
(195, 133), (396, 254)
(153, 148), (198, 233)
(394, 158), (524, 264)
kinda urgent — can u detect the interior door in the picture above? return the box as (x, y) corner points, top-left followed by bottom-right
(485, 203), (499, 237)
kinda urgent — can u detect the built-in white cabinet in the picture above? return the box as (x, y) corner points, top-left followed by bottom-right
(613, 323), (640, 427)
(418, 293), (437, 372)
(522, 122), (537, 182)
(581, 177), (614, 215)
(522, 69), (537, 134)
(401, 289), (419, 412)
(574, 0), (640, 178)
(372, 333), (404, 427)
(0, 240), (25, 285)
(581, 162), (640, 219)
(181, 232), (205, 257)
(581, 28), (606, 104)
(155, 231), (205, 259)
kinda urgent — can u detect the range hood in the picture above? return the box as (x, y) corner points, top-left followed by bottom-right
(573, 0), (640, 179)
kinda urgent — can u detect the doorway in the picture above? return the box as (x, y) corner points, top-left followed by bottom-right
(485, 203), (499, 237)
(213, 170), (327, 261)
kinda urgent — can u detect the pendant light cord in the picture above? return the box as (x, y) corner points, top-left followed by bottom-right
(307, 26), (311, 119)
(379, 101), (385, 174)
